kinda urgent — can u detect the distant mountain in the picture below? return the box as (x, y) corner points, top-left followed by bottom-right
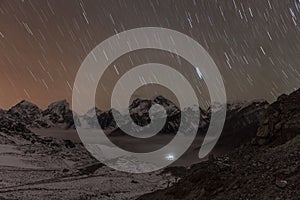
(42, 100), (74, 129)
(110, 96), (269, 139)
(127, 96), (182, 133)
(0, 100), (80, 146)
(0, 99), (75, 129)
(80, 108), (119, 131)
(6, 100), (45, 128)
(110, 96), (202, 136)
(78, 96), (182, 133)
(0, 96), (270, 138)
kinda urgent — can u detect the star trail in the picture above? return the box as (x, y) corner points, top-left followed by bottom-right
(0, 0), (299, 110)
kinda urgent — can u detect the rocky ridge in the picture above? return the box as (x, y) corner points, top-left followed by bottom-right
(257, 89), (300, 146)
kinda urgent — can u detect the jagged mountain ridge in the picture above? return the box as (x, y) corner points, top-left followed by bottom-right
(6, 100), (45, 128)
(111, 96), (268, 137)
(42, 100), (75, 129)
(0, 96), (269, 136)
(2, 100), (74, 129)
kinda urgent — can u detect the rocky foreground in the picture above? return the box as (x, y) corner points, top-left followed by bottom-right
(138, 89), (300, 199)
(138, 135), (300, 199)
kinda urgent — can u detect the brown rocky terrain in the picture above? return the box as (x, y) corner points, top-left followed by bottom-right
(257, 89), (300, 146)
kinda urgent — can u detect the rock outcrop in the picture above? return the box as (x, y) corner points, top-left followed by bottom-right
(0, 115), (31, 134)
(257, 89), (300, 146)
(217, 100), (269, 147)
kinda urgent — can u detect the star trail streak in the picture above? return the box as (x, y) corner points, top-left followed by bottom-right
(0, 0), (299, 110)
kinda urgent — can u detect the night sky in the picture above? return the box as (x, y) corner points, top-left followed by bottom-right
(0, 0), (300, 111)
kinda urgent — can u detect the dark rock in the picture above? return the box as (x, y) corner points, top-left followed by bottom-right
(64, 140), (75, 148)
(62, 168), (70, 173)
(276, 179), (288, 188)
(256, 89), (300, 146)
(131, 180), (139, 184)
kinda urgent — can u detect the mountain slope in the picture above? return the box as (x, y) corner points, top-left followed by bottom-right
(138, 135), (300, 200)
(42, 100), (75, 129)
(6, 100), (45, 128)
(215, 100), (269, 148)
(257, 89), (300, 146)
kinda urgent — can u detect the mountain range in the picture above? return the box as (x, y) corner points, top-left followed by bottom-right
(1, 89), (299, 154)
(0, 95), (269, 139)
